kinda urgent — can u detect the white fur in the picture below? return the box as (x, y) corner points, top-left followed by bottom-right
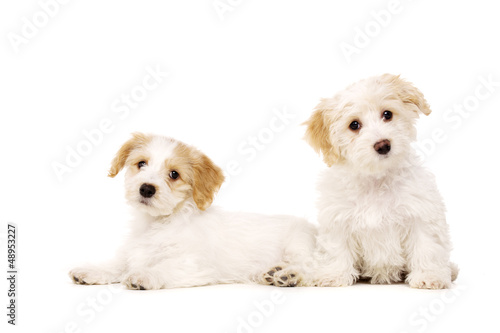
(70, 135), (316, 290)
(306, 74), (458, 289)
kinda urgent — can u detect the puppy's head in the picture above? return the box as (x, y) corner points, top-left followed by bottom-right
(108, 133), (225, 216)
(304, 74), (431, 174)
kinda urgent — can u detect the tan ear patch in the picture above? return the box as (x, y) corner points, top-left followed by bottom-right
(380, 74), (432, 116)
(303, 105), (340, 167)
(190, 151), (225, 210)
(108, 132), (152, 177)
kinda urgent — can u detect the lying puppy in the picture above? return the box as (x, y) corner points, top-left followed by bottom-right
(69, 133), (316, 289)
(304, 74), (458, 289)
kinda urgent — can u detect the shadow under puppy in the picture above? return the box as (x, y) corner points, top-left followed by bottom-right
(304, 74), (458, 289)
(70, 133), (316, 290)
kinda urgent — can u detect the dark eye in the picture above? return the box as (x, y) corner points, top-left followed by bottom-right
(382, 110), (393, 121)
(138, 161), (146, 169)
(169, 171), (179, 180)
(349, 120), (361, 131)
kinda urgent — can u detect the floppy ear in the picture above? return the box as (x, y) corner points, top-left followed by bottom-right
(108, 133), (150, 178)
(191, 153), (225, 210)
(381, 74), (432, 116)
(303, 101), (340, 167)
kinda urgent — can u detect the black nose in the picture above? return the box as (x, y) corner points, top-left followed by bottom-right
(374, 139), (391, 155)
(139, 184), (156, 198)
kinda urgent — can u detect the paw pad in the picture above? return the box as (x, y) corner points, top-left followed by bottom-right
(71, 275), (88, 285)
(262, 266), (300, 287)
(129, 283), (147, 290)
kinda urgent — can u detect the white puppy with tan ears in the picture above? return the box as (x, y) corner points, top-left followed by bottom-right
(304, 74), (458, 289)
(70, 133), (316, 290)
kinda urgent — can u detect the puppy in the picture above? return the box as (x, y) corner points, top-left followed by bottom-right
(304, 74), (458, 289)
(69, 133), (316, 290)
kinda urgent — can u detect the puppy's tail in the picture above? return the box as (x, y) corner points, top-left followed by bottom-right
(450, 262), (459, 281)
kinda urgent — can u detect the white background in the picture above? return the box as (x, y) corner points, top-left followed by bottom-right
(1, 0), (499, 332)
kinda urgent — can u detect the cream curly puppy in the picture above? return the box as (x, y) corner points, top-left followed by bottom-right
(304, 74), (458, 289)
(69, 133), (316, 290)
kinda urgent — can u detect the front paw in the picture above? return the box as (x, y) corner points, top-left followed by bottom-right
(407, 271), (451, 289)
(369, 266), (405, 284)
(123, 272), (163, 290)
(69, 267), (108, 285)
(316, 273), (357, 287)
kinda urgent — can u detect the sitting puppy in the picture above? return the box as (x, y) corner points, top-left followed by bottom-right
(70, 133), (316, 290)
(304, 74), (458, 289)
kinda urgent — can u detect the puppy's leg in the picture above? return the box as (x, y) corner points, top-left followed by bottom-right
(358, 227), (406, 284)
(69, 256), (125, 285)
(312, 229), (359, 287)
(122, 268), (166, 290)
(405, 221), (454, 289)
(123, 257), (218, 290)
(259, 220), (317, 287)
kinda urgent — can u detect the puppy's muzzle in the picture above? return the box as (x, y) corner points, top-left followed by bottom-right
(139, 183), (156, 198)
(374, 139), (391, 155)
